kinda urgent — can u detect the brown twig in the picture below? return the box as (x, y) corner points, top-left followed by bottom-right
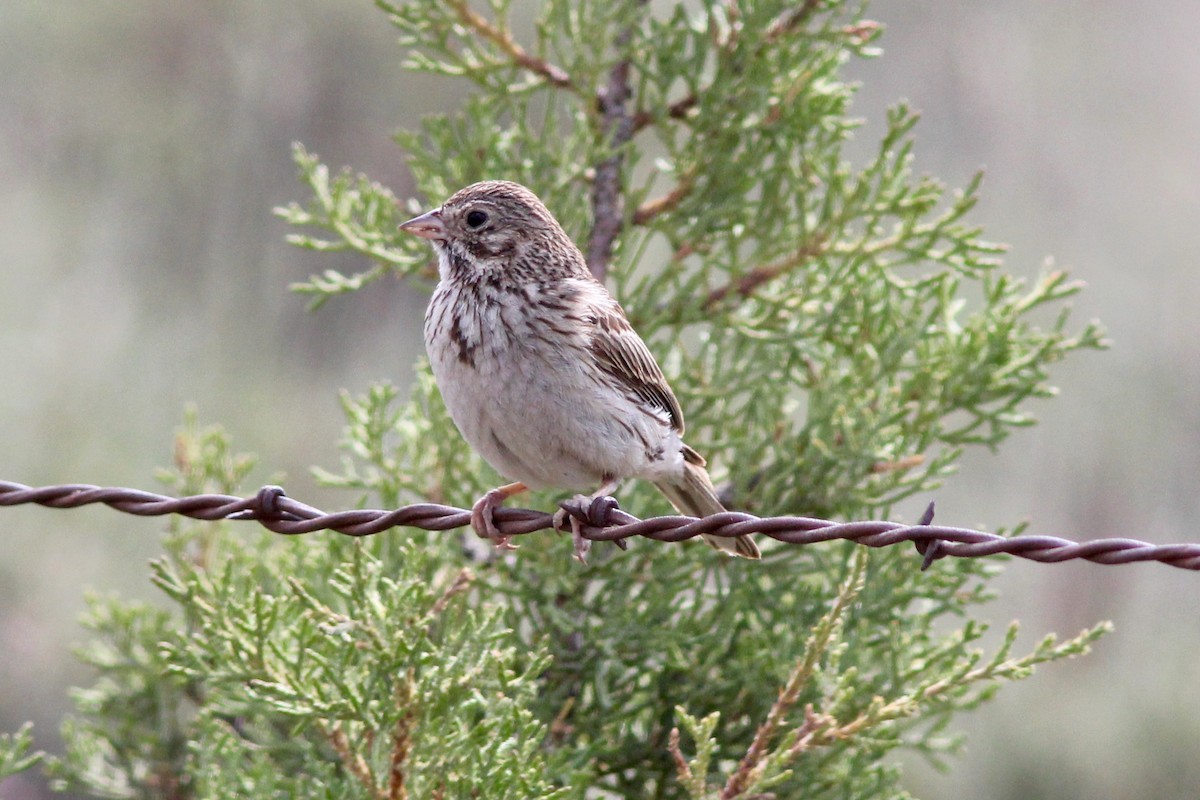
(667, 727), (694, 785)
(869, 454), (926, 474)
(786, 704), (836, 756)
(669, 92), (700, 118)
(764, 0), (823, 45)
(586, 4), (647, 281)
(631, 92), (700, 133)
(324, 722), (381, 799)
(387, 672), (418, 800)
(702, 235), (829, 310)
(632, 173), (697, 225)
(842, 20), (882, 45)
(428, 567), (474, 617)
(446, 0), (575, 90)
(717, 0), (742, 50)
(548, 695), (576, 743)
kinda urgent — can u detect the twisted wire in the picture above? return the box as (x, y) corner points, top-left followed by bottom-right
(3, 479), (1200, 571)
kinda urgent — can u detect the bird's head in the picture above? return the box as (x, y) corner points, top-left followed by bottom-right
(399, 180), (586, 282)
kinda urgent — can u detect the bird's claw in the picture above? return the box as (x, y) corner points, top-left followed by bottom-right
(555, 494), (625, 562)
(470, 488), (517, 550)
(553, 496), (591, 563)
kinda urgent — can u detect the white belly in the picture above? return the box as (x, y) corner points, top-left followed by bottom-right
(424, 282), (678, 491)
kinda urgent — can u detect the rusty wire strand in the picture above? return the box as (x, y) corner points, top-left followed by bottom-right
(3, 479), (1200, 571)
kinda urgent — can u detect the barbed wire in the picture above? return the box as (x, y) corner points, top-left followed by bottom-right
(3, 479), (1200, 570)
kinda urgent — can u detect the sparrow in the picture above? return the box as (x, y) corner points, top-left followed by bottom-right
(398, 180), (760, 559)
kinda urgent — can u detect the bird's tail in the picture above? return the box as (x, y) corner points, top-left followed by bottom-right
(653, 448), (761, 559)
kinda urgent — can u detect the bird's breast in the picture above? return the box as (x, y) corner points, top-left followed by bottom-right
(424, 280), (677, 490)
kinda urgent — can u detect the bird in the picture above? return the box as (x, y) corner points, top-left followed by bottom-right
(397, 180), (760, 559)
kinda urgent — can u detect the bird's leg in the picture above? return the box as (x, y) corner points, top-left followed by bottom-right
(470, 482), (528, 549)
(554, 479), (621, 562)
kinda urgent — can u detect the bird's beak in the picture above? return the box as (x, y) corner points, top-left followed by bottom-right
(398, 208), (446, 240)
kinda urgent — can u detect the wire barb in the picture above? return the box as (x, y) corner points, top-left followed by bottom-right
(3, 479), (1200, 570)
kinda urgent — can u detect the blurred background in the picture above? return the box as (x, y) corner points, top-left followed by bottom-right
(2, 1), (1199, 798)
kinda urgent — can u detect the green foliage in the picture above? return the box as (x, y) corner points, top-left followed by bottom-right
(26, 0), (1111, 798)
(0, 723), (42, 780)
(275, 145), (421, 310)
(46, 419), (566, 799)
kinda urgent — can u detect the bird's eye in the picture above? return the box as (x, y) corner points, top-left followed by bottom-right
(465, 210), (489, 229)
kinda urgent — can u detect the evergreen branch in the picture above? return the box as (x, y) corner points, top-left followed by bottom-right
(706, 624), (1110, 795)
(277, 144), (419, 306)
(672, 710), (722, 798)
(0, 723), (42, 780)
(632, 0), (824, 136)
(719, 548), (867, 798)
(443, 0), (575, 90)
(277, 144), (409, 267)
(793, 622), (1111, 751)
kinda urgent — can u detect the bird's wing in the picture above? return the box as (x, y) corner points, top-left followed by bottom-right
(583, 292), (686, 435)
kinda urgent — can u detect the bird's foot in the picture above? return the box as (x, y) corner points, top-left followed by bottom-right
(470, 482), (527, 550)
(552, 496), (590, 562)
(554, 491), (623, 563)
